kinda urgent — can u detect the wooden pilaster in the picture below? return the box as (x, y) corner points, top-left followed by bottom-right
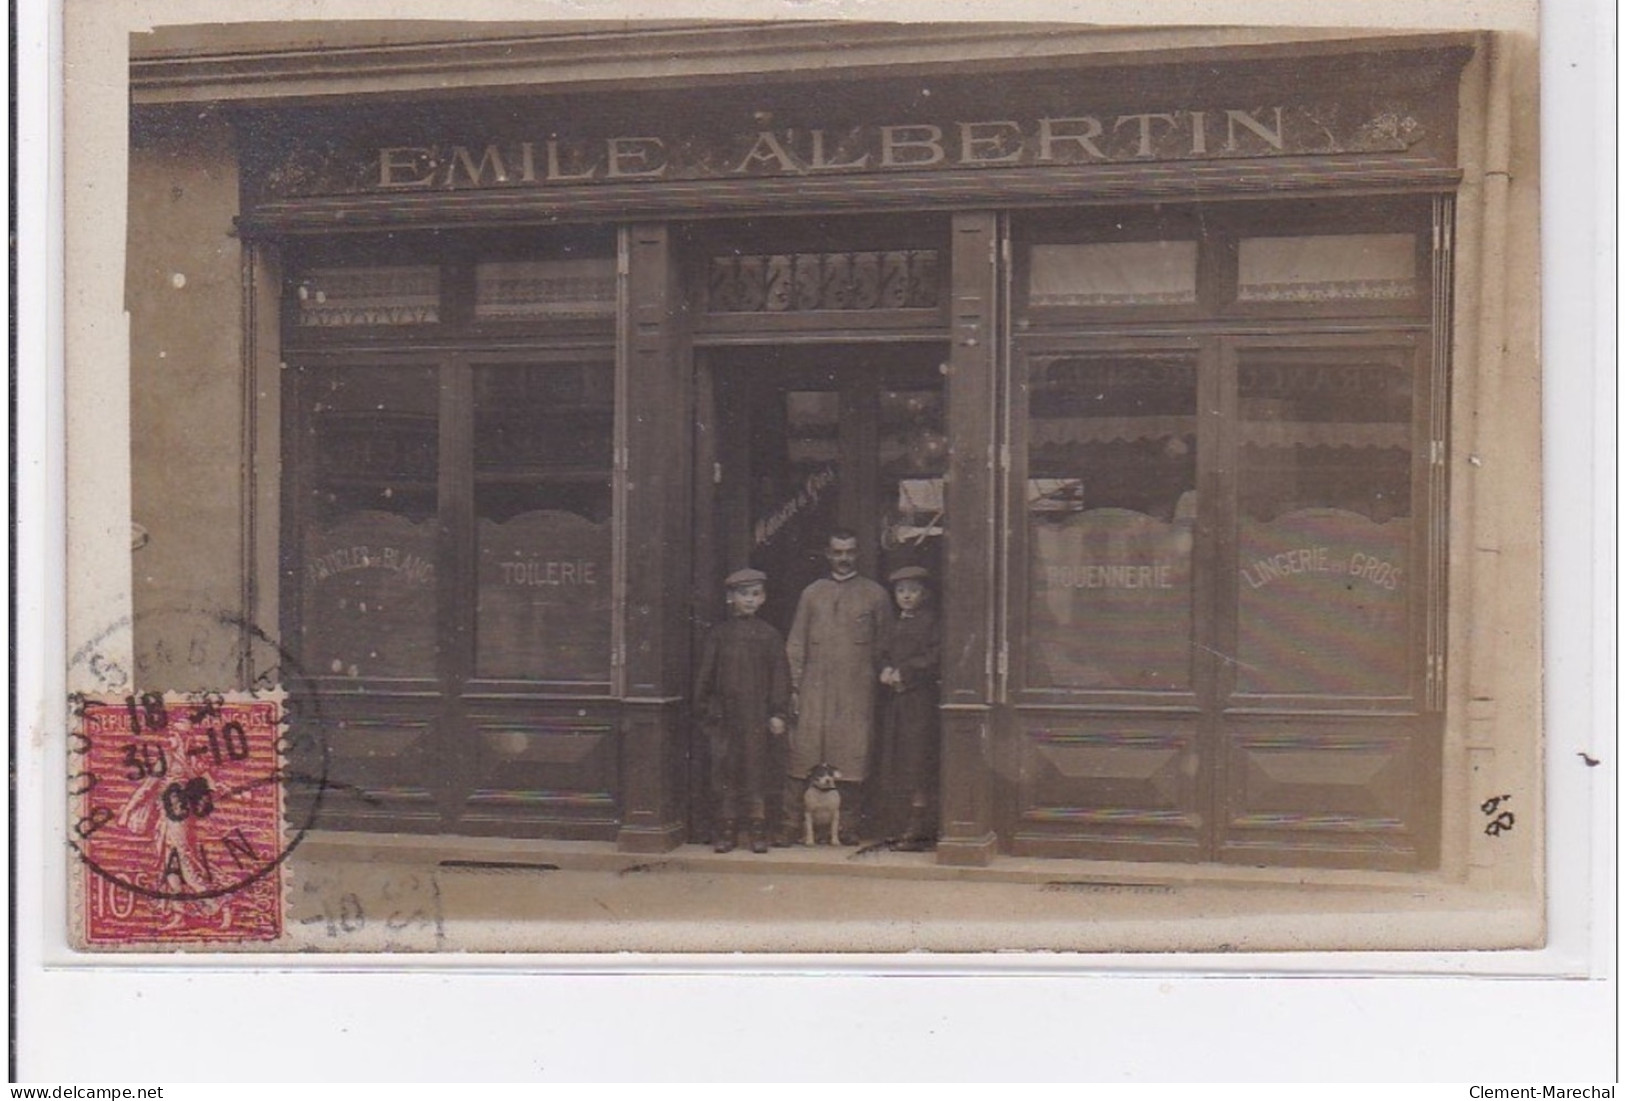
(616, 223), (691, 852)
(936, 211), (1001, 866)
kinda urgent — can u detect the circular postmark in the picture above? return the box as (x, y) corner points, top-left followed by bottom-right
(67, 606), (329, 914)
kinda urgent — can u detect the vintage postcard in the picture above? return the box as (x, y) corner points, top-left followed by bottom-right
(47, 0), (1579, 963)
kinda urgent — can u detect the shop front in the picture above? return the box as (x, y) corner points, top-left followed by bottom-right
(126, 24), (1529, 876)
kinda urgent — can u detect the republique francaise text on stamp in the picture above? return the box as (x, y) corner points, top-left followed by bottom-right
(71, 693), (288, 945)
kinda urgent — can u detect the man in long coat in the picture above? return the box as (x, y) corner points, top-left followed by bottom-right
(784, 530), (892, 844)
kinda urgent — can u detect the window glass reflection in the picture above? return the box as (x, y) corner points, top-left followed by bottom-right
(1025, 355), (1197, 690)
(300, 364), (439, 679)
(1235, 351), (1413, 695)
(474, 364), (614, 682)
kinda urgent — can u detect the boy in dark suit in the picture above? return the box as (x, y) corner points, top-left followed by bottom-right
(694, 569), (792, 854)
(876, 565), (941, 850)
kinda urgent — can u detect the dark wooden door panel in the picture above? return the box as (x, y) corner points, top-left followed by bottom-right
(458, 702), (621, 839)
(299, 692), (444, 834)
(1007, 710), (1205, 862)
(1216, 716), (1430, 870)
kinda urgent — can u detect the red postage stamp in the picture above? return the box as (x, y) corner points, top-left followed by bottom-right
(71, 693), (287, 946)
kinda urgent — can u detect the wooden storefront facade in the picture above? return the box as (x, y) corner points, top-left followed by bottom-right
(124, 24), (1538, 876)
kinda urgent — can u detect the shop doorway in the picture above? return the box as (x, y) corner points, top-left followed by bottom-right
(695, 344), (948, 636)
(690, 343), (950, 838)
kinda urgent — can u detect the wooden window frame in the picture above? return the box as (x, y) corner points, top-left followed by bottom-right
(1005, 196), (1444, 715)
(1215, 330), (1434, 717)
(1011, 198), (1434, 331)
(281, 227), (619, 349)
(1006, 332), (1211, 712)
(281, 220), (623, 699)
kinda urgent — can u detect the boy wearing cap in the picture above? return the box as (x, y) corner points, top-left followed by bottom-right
(876, 565), (941, 850)
(694, 569), (792, 854)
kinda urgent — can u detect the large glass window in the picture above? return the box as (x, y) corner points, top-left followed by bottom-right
(1024, 353), (1198, 691)
(295, 266), (441, 327)
(474, 259), (616, 321)
(287, 237), (619, 694)
(298, 364), (439, 680)
(879, 386), (948, 552)
(1012, 206), (1436, 707)
(1233, 347), (1415, 696)
(473, 363), (615, 683)
(1028, 241), (1198, 307)
(1237, 233), (1418, 304)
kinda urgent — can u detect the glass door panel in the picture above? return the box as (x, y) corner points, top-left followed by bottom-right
(1023, 353), (1199, 691)
(877, 386), (947, 578)
(473, 363), (614, 684)
(299, 364), (439, 680)
(1232, 348), (1415, 698)
(736, 383), (847, 637)
(709, 353), (945, 638)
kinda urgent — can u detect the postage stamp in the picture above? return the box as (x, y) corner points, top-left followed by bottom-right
(71, 693), (288, 945)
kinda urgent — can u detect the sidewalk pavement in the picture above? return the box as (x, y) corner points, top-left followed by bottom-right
(282, 831), (1539, 955)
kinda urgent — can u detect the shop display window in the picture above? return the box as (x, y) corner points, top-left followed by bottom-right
(1024, 353), (1198, 691)
(286, 240), (619, 696)
(294, 266), (441, 327)
(1237, 233), (1418, 303)
(473, 363), (615, 682)
(474, 259), (617, 321)
(1028, 241), (1198, 307)
(1012, 201), (1440, 713)
(1233, 348), (1415, 696)
(298, 364), (440, 680)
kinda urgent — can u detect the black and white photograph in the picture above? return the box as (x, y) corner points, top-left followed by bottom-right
(14, 0), (1613, 1082)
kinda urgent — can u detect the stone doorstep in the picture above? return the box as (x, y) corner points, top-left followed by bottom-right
(296, 830), (1446, 895)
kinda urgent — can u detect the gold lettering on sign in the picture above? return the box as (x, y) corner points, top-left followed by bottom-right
(958, 120), (1024, 165)
(1240, 545), (1331, 588)
(1036, 116), (1107, 161)
(1347, 552), (1402, 591)
(1224, 108), (1286, 152)
(377, 147), (437, 188)
(733, 131), (802, 174)
(306, 545), (434, 586)
(754, 465), (838, 548)
(879, 125), (946, 168)
(1114, 113), (1180, 158)
(358, 104), (1407, 192)
(1238, 545), (1401, 591)
(547, 139), (598, 181)
(1045, 564), (1177, 590)
(809, 129), (870, 171)
(499, 559), (600, 586)
(444, 144), (510, 186)
(1189, 111), (1208, 155)
(605, 137), (667, 179)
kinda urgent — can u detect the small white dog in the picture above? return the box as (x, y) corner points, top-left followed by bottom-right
(802, 764), (843, 846)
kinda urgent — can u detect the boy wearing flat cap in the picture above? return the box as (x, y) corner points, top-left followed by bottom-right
(876, 565), (941, 849)
(694, 568), (792, 854)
